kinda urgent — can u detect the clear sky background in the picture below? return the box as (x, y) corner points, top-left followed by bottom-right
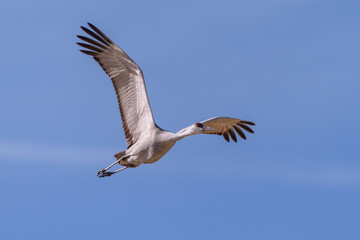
(1, 0), (360, 239)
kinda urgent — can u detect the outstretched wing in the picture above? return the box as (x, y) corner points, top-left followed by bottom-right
(201, 117), (255, 142)
(77, 23), (156, 148)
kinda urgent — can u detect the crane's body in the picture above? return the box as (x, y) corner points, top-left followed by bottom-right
(77, 23), (255, 177)
(121, 129), (176, 167)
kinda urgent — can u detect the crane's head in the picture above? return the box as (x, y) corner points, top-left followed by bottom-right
(193, 122), (215, 132)
(176, 122), (216, 140)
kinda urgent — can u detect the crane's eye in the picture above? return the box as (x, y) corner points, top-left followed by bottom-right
(195, 122), (204, 128)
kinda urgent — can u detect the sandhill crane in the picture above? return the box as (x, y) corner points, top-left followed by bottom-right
(77, 23), (255, 177)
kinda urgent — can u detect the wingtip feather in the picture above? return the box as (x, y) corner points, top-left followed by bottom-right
(228, 128), (237, 142)
(238, 123), (254, 134)
(223, 132), (230, 142)
(234, 125), (246, 140)
(241, 120), (255, 126)
(79, 49), (97, 56)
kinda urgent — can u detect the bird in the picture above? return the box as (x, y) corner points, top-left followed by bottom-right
(76, 23), (255, 177)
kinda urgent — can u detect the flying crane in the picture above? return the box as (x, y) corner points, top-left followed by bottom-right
(77, 23), (255, 177)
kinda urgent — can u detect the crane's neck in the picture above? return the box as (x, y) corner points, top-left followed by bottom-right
(174, 126), (197, 141)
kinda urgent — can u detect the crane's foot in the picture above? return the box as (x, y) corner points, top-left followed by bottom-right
(98, 171), (114, 178)
(97, 168), (107, 176)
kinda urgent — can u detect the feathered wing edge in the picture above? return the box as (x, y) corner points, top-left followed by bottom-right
(76, 23), (153, 148)
(201, 117), (255, 142)
(76, 23), (114, 56)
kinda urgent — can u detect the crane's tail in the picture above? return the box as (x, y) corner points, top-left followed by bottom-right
(114, 151), (126, 159)
(113, 151), (136, 168)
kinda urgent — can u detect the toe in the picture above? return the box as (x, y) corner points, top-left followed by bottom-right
(98, 171), (114, 178)
(97, 169), (106, 176)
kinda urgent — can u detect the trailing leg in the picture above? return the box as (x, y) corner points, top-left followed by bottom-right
(97, 153), (127, 177)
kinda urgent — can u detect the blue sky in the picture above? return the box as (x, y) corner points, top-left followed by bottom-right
(1, 0), (360, 239)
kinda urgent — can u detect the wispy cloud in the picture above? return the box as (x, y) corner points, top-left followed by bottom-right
(1, 139), (360, 186)
(0, 139), (112, 166)
(166, 158), (360, 187)
(230, 161), (360, 186)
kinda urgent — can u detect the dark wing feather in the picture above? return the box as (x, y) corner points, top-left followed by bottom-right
(200, 117), (255, 142)
(77, 23), (156, 148)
